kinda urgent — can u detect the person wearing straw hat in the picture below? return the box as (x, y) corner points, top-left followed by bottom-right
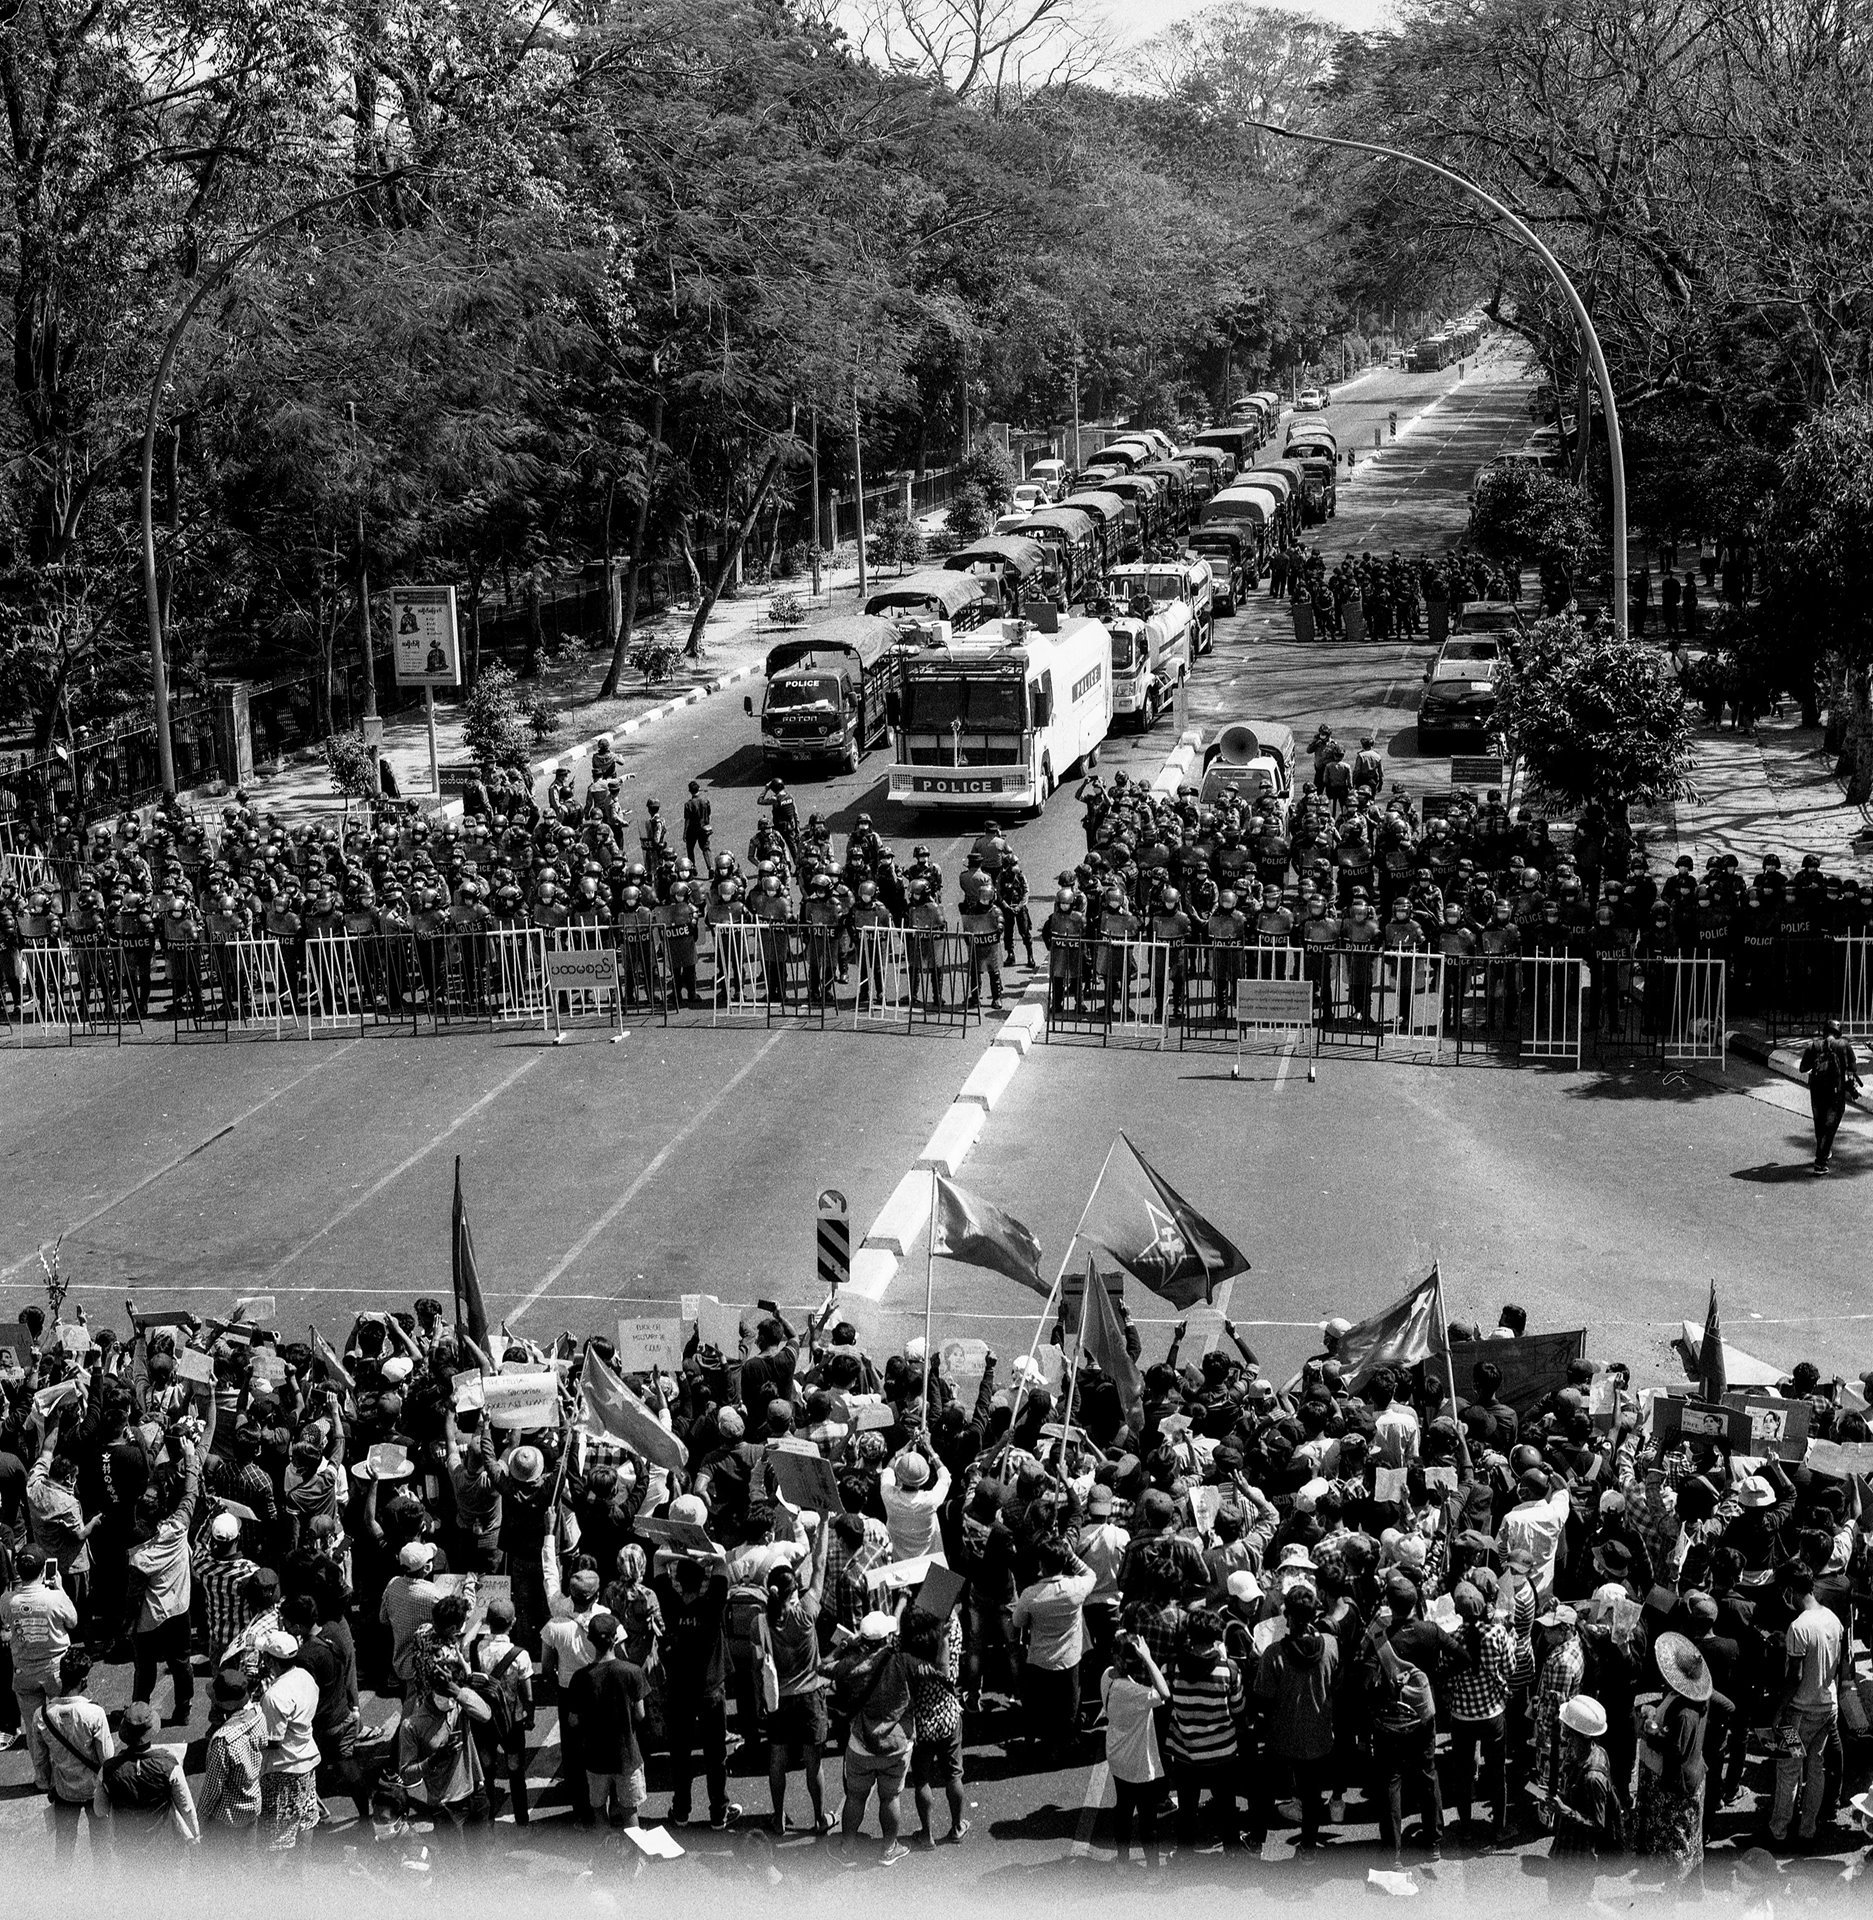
(1634, 1631), (1724, 1875)
(1549, 1695), (1618, 1859)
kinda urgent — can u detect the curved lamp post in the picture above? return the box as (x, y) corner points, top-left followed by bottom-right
(1248, 120), (1627, 637)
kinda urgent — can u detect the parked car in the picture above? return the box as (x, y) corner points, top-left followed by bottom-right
(1416, 634), (1504, 752)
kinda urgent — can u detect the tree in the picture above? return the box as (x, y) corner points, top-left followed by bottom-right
(1468, 466), (1594, 602)
(955, 442), (1017, 512)
(856, 0), (1109, 109)
(1497, 614), (1693, 816)
(948, 484), (993, 541)
(872, 507), (925, 573)
(1760, 403), (1873, 801)
(461, 661), (532, 770)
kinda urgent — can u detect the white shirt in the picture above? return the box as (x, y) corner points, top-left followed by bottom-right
(260, 1666), (321, 1774)
(880, 1456), (951, 1561)
(1373, 1403), (1421, 1469)
(1497, 1486), (1571, 1599)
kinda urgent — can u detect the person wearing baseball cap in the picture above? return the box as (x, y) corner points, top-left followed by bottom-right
(382, 1539), (443, 1688)
(829, 1608), (914, 1864)
(96, 1695), (200, 1851)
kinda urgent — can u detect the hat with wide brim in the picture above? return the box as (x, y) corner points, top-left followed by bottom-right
(1654, 1630), (1713, 1702)
(350, 1456), (415, 1483)
(1733, 1475), (1776, 1510)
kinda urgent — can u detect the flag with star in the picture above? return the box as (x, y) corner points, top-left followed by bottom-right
(1076, 1134), (1249, 1311)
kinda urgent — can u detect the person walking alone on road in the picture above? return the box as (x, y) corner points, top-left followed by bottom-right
(683, 781), (713, 871)
(1798, 1017), (1860, 1173)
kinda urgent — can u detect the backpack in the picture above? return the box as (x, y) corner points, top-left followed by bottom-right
(468, 1646), (527, 1748)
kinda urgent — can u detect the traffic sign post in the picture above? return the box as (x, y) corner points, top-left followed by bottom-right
(817, 1188), (849, 1293)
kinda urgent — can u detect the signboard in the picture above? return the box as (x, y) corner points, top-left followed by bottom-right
(1450, 756), (1505, 789)
(438, 764), (482, 795)
(615, 1317), (684, 1377)
(905, 773), (1010, 796)
(482, 1366), (561, 1429)
(248, 1350), (288, 1386)
(1235, 978), (1314, 1026)
(938, 1337), (990, 1407)
(234, 1296), (277, 1324)
(546, 948), (619, 993)
(451, 1367), (486, 1412)
(57, 1322), (94, 1355)
(175, 1346), (216, 1386)
(1803, 1439), (1873, 1481)
(0, 1326), (32, 1369)
(692, 1296), (747, 1356)
(913, 1563), (967, 1622)
(635, 1515), (717, 1558)
(765, 1447), (845, 1515)
(1721, 1392), (1811, 1463)
(1424, 1329), (1586, 1418)
(391, 585), (462, 688)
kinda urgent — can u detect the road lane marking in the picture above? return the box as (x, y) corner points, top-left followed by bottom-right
(1, 1040), (361, 1283)
(252, 1053), (545, 1286)
(510, 1028), (788, 1320)
(1071, 1761), (1112, 1857)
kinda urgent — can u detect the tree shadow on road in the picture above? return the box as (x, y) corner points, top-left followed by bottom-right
(1563, 1063), (1732, 1102)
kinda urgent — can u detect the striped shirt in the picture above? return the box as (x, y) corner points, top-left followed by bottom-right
(1167, 1655), (1244, 1763)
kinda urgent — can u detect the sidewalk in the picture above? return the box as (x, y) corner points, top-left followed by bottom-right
(205, 561), (868, 822)
(1656, 713), (1873, 878)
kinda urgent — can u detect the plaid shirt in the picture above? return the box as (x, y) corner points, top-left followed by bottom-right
(1124, 1596), (1187, 1670)
(1616, 1456), (1680, 1576)
(191, 1549), (260, 1659)
(1532, 1629), (1586, 1791)
(1443, 1617), (1513, 1721)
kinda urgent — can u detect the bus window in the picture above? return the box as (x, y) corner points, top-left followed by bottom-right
(1032, 673), (1054, 729)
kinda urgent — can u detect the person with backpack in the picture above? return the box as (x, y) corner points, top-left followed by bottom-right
(831, 1609), (916, 1865)
(1548, 1695), (1620, 1859)
(468, 1594), (535, 1826)
(1799, 1017), (1861, 1174)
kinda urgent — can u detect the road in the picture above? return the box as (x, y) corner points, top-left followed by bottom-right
(3, 343), (1868, 1910)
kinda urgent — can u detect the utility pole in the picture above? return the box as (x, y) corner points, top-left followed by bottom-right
(810, 405), (822, 598)
(1250, 118), (1628, 638)
(1071, 331), (1082, 470)
(852, 384), (868, 598)
(348, 401), (381, 792)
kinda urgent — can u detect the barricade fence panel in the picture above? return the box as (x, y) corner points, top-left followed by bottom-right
(0, 932), (1730, 1066)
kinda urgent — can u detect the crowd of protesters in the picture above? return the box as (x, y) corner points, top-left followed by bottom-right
(2, 1286), (1872, 1887)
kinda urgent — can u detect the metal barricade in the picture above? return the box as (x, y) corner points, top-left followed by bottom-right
(1839, 934), (1873, 1041)
(906, 932), (978, 1030)
(1664, 954), (1727, 1063)
(851, 926), (912, 1027)
(8, 942), (77, 1043)
(767, 922), (834, 1026)
(1524, 955), (1586, 1065)
(305, 933), (369, 1031)
(1376, 950), (1444, 1055)
(1312, 942), (1385, 1051)
(1043, 937), (1109, 1040)
(485, 927), (550, 1030)
(224, 936), (298, 1035)
(611, 928), (674, 1023)
(710, 923), (770, 1024)
(1110, 938), (1173, 1045)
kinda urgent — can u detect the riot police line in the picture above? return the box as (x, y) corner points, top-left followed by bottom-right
(0, 921), (992, 1044)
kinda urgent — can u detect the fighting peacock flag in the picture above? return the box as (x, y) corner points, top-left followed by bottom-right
(452, 1157), (490, 1356)
(1336, 1264), (1447, 1390)
(932, 1175), (1047, 1294)
(577, 1348), (688, 1473)
(1077, 1134), (1250, 1311)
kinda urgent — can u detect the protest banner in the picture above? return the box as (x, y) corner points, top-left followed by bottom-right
(482, 1367), (561, 1429)
(1651, 1396), (1739, 1451)
(615, 1316), (684, 1376)
(1802, 1439), (1873, 1481)
(1423, 1330), (1586, 1417)
(766, 1448), (844, 1515)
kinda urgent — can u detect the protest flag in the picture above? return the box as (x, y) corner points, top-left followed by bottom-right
(1077, 1134), (1250, 1310)
(452, 1157), (490, 1354)
(1336, 1264), (1445, 1389)
(577, 1348), (687, 1473)
(308, 1326), (354, 1397)
(1079, 1255), (1143, 1427)
(932, 1175), (1046, 1294)
(1699, 1282), (1727, 1403)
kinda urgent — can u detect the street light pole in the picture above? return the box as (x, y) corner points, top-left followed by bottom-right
(1248, 119), (1627, 638)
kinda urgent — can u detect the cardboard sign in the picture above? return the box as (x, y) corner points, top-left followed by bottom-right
(1425, 1329), (1587, 1418)
(1186, 1485), (1223, 1537)
(57, 1323), (93, 1356)
(481, 1367), (561, 1429)
(1802, 1439), (1873, 1481)
(451, 1368), (486, 1412)
(913, 1563), (967, 1622)
(938, 1337), (991, 1407)
(1374, 1465), (1409, 1505)
(615, 1317), (684, 1377)
(175, 1346), (216, 1386)
(248, 1350), (288, 1386)
(634, 1515), (717, 1557)
(1422, 1464), (1459, 1493)
(853, 1403), (897, 1434)
(695, 1298), (748, 1356)
(766, 1447), (845, 1515)
(234, 1296), (277, 1325)
(0, 1326), (34, 1369)
(866, 1552), (944, 1594)
(1651, 1396), (1736, 1450)
(1722, 1392), (1811, 1463)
